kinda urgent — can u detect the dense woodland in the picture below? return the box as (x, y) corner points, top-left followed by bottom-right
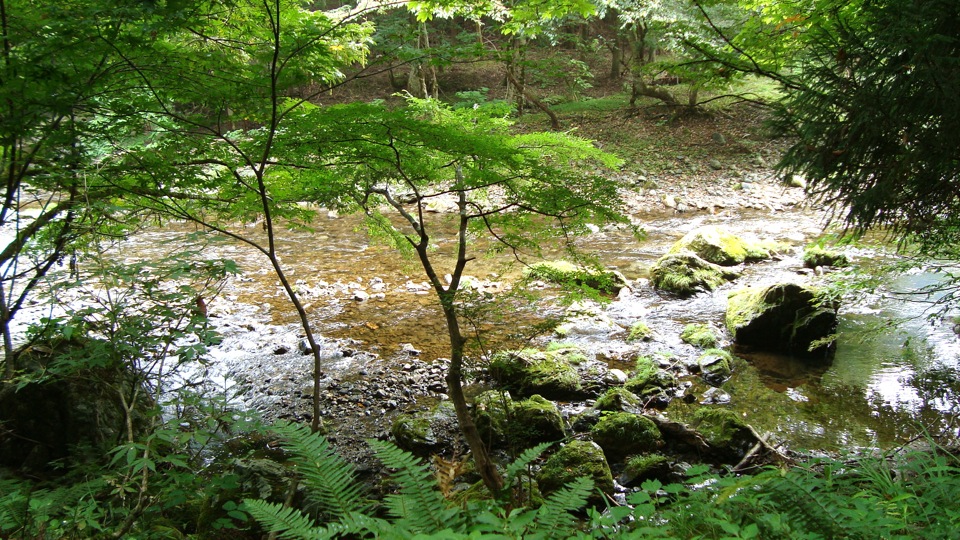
(1, 0), (959, 537)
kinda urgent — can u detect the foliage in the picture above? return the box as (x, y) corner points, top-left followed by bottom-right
(772, 0), (960, 258)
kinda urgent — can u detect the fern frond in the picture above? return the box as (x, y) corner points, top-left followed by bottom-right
(271, 421), (370, 519)
(368, 439), (462, 535)
(762, 469), (851, 539)
(504, 441), (554, 485)
(535, 476), (593, 535)
(243, 499), (327, 540)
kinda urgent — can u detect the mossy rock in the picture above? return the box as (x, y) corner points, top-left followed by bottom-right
(668, 226), (753, 266)
(726, 283), (838, 358)
(594, 387), (643, 413)
(391, 413), (438, 456)
(621, 453), (672, 486)
(489, 347), (584, 399)
(475, 391), (566, 450)
(680, 323), (718, 348)
(697, 349), (733, 386)
(624, 356), (677, 396)
(627, 320), (654, 342)
(391, 401), (459, 457)
(650, 252), (741, 297)
(691, 407), (755, 461)
(525, 260), (629, 294)
(803, 246), (849, 268)
(590, 412), (663, 462)
(537, 440), (614, 506)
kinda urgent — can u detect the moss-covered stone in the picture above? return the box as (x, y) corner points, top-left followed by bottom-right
(489, 347), (584, 399)
(525, 260), (629, 294)
(391, 413), (438, 456)
(590, 412), (663, 462)
(621, 453), (672, 486)
(650, 252), (741, 297)
(624, 356), (677, 397)
(627, 321), (654, 342)
(726, 283), (838, 358)
(668, 226), (752, 265)
(680, 323), (718, 348)
(697, 348), (733, 386)
(594, 387), (643, 412)
(537, 440), (614, 505)
(475, 391), (567, 449)
(690, 407), (756, 461)
(803, 245), (849, 268)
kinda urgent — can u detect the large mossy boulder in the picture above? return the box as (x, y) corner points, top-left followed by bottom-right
(690, 407), (756, 461)
(590, 412), (663, 462)
(474, 391), (566, 449)
(668, 226), (777, 266)
(650, 252), (740, 297)
(680, 323), (719, 348)
(696, 349), (734, 386)
(489, 347), (584, 399)
(725, 283), (838, 358)
(537, 440), (614, 506)
(525, 260), (629, 295)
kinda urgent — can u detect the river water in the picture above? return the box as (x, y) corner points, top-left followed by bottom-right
(58, 204), (960, 453)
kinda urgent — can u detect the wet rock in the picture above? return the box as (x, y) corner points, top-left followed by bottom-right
(590, 412), (663, 462)
(667, 225), (773, 266)
(803, 246), (849, 269)
(726, 283), (838, 358)
(700, 387), (732, 405)
(474, 392), (566, 450)
(626, 320), (654, 342)
(690, 407), (756, 462)
(489, 346), (585, 400)
(594, 387), (643, 413)
(623, 356), (678, 397)
(696, 349), (734, 386)
(297, 338), (314, 355)
(390, 401), (459, 457)
(524, 260), (629, 295)
(537, 440), (614, 507)
(680, 323), (718, 349)
(649, 252), (740, 297)
(620, 453), (673, 487)
(708, 158), (723, 170)
(353, 290), (369, 301)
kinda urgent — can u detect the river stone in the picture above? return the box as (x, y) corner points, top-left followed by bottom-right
(489, 346), (585, 399)
(474, 391), (566, 449)
(803, 246), (849, 269)
(696, 349), (734, 386)
(391, 401), (458, 457)
(649, 252), (740, 297)
(726, 283), (838, 358)
(590, 412), (663, 462)
(690, 407), (756, 462)
(537, 440), (614, 507)
(668, 225), (764, 266)
(680, 323), (718, 348)
(594, 387), (644, 413)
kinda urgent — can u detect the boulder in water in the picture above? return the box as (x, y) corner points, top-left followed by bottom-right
(725, 283), (838, 358)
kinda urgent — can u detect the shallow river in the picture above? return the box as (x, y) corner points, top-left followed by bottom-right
(130, 205), (960, 452)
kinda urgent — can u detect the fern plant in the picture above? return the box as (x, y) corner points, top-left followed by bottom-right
(244, 424), (598, 539)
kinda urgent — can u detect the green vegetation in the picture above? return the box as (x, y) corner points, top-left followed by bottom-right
(680, 323), (718, 348)
(590, 412), (663, 461)
(626, 321), (654, 342)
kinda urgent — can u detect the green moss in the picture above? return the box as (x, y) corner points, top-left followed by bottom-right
(489, 348), (583, 399)
(625, 356), (676, 396)
(680, 323), (718, 348)
(725, 283), (838, 357)
(697, 348), (733, 385)
(594, 387), (643, 412)
(624, 453), (670, 479)
(537, 440), (614, 504)
(591, 412), (663, 461)
(525, 260), (626, 294)
(668, 226), (749, 266)
(627, 321), (654, 342)
(650, 252), (740, 297)
(475, 392), (566, 449)
(391, 413), (437, 455)
(803, 245), (849, 268)
(691, 407), (747, 446)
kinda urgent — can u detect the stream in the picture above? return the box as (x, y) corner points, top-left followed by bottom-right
(100, 203), (960, 454)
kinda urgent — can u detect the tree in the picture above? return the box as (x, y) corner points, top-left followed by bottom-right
(772, 0), (960, 255)
(188, 95), (624, 492)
